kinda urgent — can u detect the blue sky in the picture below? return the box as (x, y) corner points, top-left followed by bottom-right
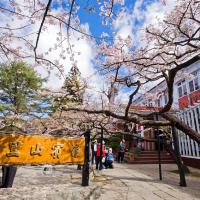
(51, 0), (158, 41)
(0, 0), (176, 104)
(47, 0), (176, 102)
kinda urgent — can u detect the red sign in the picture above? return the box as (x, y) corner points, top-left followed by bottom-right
(189, 89), (200, 106)
(178, 89), (200, 110)
(178, 96), (189, 110)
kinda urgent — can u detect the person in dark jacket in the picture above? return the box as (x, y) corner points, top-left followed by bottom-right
(117, 139), (125, 163)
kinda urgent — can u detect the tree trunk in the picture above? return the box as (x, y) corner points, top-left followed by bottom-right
(1, 165), (17, 188)
(161, 113), (200, 144)
(171, 126), (187, 187)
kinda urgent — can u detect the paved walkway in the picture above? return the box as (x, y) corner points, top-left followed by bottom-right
(0, 164), (200, 199)
(99, 163), (200, 200)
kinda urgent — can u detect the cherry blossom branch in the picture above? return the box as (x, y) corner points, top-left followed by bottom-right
(125, 81), (141, 117)
(0, 5), (31, 18)
(34, 0), (52, 59)
(108, 0), (114, 17)
(61, 106), (171, 126)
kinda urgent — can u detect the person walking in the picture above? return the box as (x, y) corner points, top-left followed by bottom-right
(96, 141), (105, 170)
(118, 139), (126, 163)
(91, 139), (97, 165)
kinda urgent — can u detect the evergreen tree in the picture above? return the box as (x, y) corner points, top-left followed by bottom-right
(0, 61), (43, 188)
(62, 64), (84, 103)
(54, 65), (85, 109)
(0, 61), (42, 114)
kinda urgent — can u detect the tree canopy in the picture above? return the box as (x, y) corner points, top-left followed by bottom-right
(0, 0), (199, 142)
(0, 61), (42, 114)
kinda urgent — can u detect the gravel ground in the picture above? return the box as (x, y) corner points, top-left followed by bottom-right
(0, 164), (200, 200)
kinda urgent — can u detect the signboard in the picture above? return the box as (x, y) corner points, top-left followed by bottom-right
(178, 96), (189, 110)
(190, 89), (200, 106)
(0, 134), (85, 165)
(178, 89), (200, 110)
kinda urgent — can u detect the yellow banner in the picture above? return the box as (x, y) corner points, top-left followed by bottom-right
(0, 134), (85, 165)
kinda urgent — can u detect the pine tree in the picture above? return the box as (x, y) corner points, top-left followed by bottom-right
(63, 64), (84, 103)
(0, 61), (42, 188)
(59, 65), (85, 106)
(0, 61), (42, 114)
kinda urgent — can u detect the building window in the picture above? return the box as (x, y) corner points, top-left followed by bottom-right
(178, 85), (183, 98)
(189, 80), (194, 92)
(188, 71), (200, 93)
(157, 99), (161, 107)
(183, 84), (187, 95)
(194, 77), (200, 90)
(164, 93), (168, 104)
(177, 80), (187, 98)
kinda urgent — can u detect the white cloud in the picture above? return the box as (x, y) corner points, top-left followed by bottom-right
(109, 0), (179, 98)
(0, 3), (105, 97)
(132, 0), (177, 47)
(113, 8), (134, 41)
(0, 0), (180, 106)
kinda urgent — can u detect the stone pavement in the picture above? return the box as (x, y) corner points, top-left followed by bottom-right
(0, 163), (200, 199)
(99, 163), (200, 200)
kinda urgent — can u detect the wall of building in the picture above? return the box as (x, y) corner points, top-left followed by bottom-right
(132, 61), (200, 167)
(175, 61), (200, 110)
(133, 61), (200, 110)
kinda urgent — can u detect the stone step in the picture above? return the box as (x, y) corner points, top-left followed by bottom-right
(140, 151), (169, 154)
(125, 150), (175, 164)
(139, 154), (171, 157)
(128, 160), (175, 164)
(135, 156), (173, 160)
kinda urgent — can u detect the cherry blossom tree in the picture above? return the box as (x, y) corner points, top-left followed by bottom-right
(64, 0), (200, 142)
(0, 0), (199, 187)
(0, 0), (199, 153)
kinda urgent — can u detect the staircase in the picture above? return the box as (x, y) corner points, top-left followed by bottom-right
(125, 151), (175, 164)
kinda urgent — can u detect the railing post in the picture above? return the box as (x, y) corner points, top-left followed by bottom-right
(157, 132), (162, 180)
(82, 129), (90, 186)
(155, 114), (162, 181)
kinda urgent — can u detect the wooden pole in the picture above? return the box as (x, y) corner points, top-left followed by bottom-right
(0, 165), (17, 188)
(82, 129), (90, 186)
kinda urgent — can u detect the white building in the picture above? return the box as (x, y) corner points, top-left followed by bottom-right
(134, 61), (200, 109)
(132, 61), (200, 168)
